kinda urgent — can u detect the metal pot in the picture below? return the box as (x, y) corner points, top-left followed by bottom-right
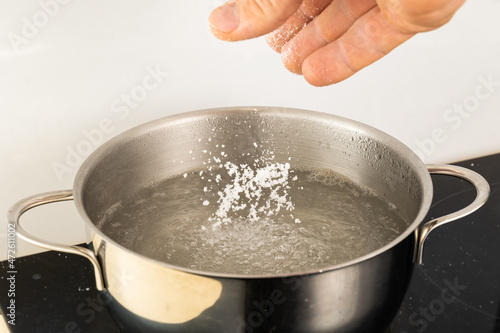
(10, 107), (489, 333)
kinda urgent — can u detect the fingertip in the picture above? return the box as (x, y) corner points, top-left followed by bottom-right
(265, 33), (284, 53)
(210, 0), (303, 41)
(302, 57), (334, 87)
(281, 43), (302, 74)
(209, 0), (239, 40)
(304, 75), (330, 87)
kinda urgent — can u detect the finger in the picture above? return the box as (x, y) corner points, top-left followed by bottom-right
(209, 0), (303, 41)
(281, 0), (377, 74)
(377, 0), (466, 34)
(265, 0), (332, 53)
(302, 7), (414, 86)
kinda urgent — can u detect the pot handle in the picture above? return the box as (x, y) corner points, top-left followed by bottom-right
(7, 190), (106, 291)
(415, 164), (490, 264)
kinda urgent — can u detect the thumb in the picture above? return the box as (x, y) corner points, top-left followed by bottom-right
(209, 0), (302, 41)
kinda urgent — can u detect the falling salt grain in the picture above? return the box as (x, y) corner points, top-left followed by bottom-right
(183, 173), (187, 178)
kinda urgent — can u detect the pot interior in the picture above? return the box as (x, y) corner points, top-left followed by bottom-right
(74, 107), (432, 276)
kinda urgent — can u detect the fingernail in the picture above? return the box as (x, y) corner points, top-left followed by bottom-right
(209, 0), (239, 33)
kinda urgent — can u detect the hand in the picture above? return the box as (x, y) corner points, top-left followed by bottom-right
(209, 0), (466, 86)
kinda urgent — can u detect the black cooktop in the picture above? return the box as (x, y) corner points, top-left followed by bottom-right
(2, 153), (500, 333)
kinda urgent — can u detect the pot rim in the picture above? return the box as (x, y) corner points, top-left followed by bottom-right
(74, 106), (433, 279)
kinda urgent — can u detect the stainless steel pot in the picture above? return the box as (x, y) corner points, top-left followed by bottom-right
(10, 107), (490, 333)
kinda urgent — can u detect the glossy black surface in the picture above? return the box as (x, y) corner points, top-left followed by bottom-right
(1, 153), (499, 333)
(390, 154), (500, 333)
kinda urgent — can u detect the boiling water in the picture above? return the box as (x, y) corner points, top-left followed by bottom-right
(98, 167), (408, 275)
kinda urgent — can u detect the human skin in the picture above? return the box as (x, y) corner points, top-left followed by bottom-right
(209, 0), (466, 86)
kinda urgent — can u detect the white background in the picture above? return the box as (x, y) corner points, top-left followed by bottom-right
(1, 0), (500, 260)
